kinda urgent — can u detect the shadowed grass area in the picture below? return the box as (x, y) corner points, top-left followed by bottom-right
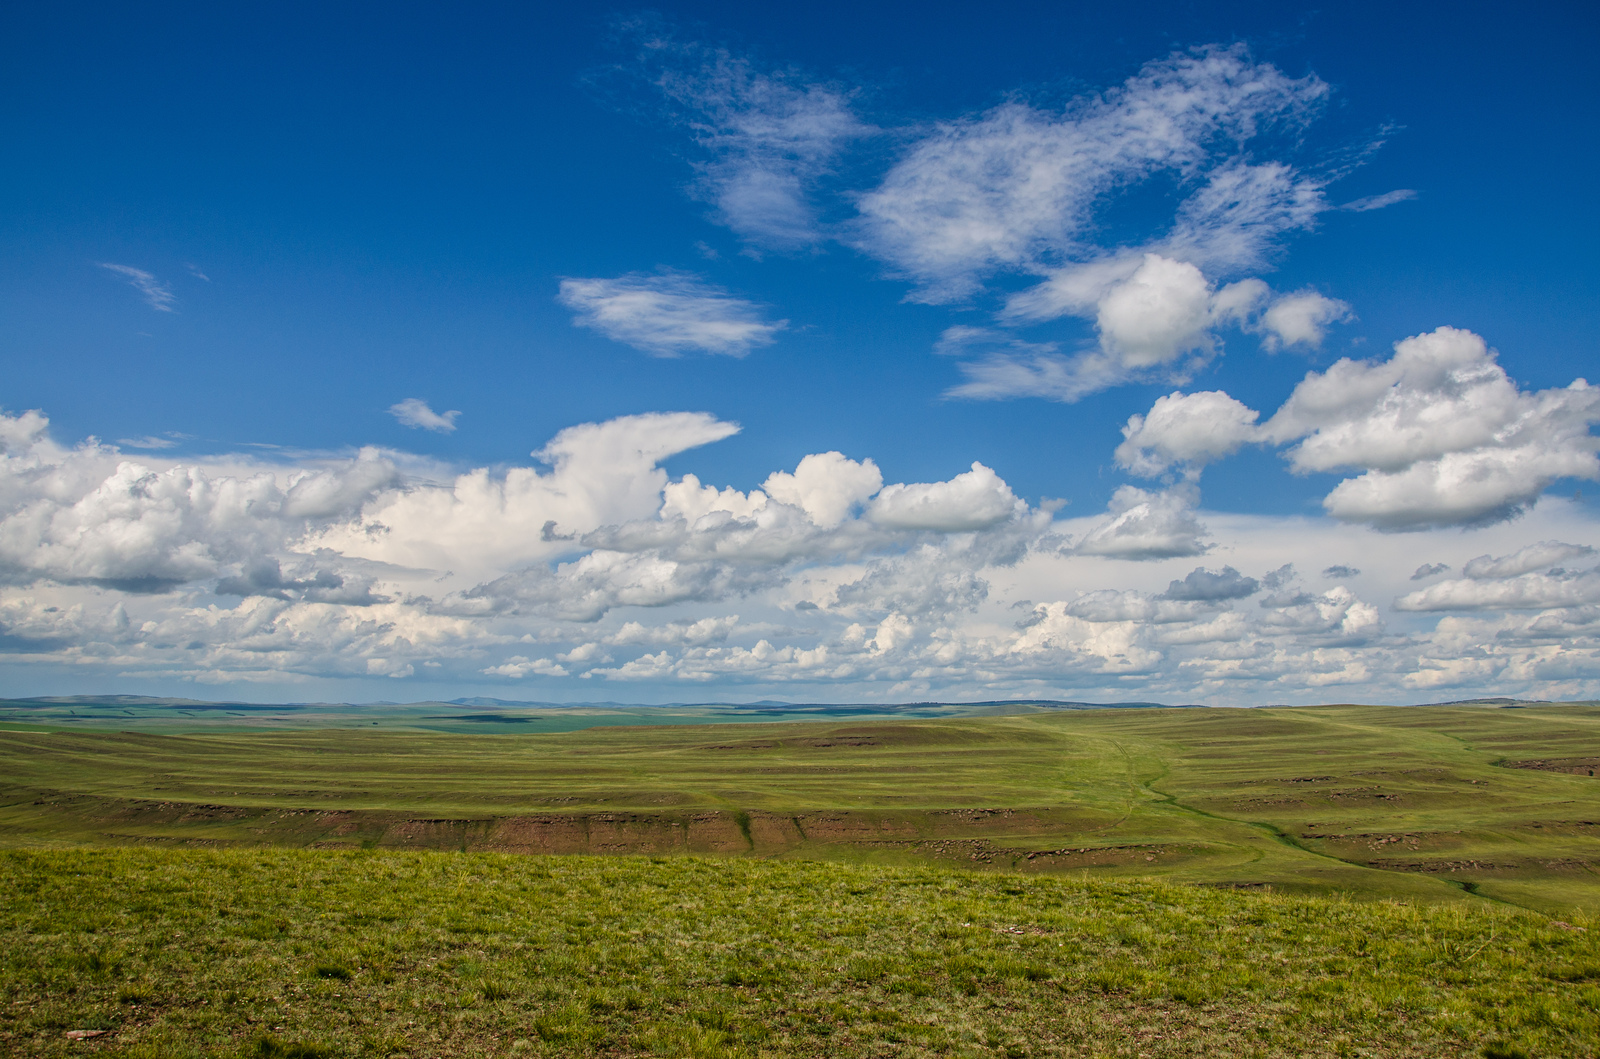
(2, 848), (1597, 1058)
(1, 704), (1598, 912)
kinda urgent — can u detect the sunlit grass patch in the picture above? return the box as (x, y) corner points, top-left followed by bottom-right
(0, 847), (1596, 1057)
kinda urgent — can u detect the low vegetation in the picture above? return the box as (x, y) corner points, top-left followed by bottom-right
(3, 704), (1598, 911)
(4, 848), (1597, 1058)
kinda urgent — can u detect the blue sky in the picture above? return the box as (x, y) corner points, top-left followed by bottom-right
(1, 0), (1597, 703)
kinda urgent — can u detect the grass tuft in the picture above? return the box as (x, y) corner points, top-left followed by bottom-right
(254, 1035), (335, 1058)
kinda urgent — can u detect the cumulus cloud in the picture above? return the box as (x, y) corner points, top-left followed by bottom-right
(1462, 541), (1595, 580)
(1395, 569), (1600, 612)
(0, 410), (398, 594)
(557, 272), (787, 357)
(1263, 326), (1600, 529)
(957, 260), (1349, 402)
(868, 463), (1021, 532)
(1112, 326), (1600, 530)
(1090, 255), (1219, 366)
(389, 399), (461, 433)
(1257, 584), (1382, 644)
(1115, 389), (1261, 477)
(1163, 565), (1259, 601)
(484, 656), (569, 678)
(1322, 565), (1360, 579)
(1064, 590), (1209, 624)
(633, 31), (870, 249)
(1412, 562), (1450, 580)
(1076, 485), (1208, 559)
(1257, 290), (1352, 351)
(610, 615), (740, 646)
(315, 412), (741, 581)
(9, 402), (1600, 705)
(854, 46), (1328, 303)
(972, 255), (1286, 400)
(763, 452), (883, 528)
(98, 263), (176, 312)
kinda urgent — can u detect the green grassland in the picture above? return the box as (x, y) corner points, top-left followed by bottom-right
(2, 703), (1597, 913)
(3, 848), (1597, 1058)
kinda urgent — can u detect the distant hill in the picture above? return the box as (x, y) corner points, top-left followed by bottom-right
(0, 693), (1568, 735)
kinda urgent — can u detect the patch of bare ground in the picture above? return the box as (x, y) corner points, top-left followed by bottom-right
(1504, 756), (1600, 776)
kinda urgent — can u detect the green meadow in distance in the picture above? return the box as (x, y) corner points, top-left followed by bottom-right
(2, 700), (1597, 914)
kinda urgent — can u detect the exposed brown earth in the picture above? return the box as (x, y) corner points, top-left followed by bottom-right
(0, 789), (1190, 869)
(1505, 756), (1600, 776)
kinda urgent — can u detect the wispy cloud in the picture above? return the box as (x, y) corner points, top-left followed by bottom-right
(389, 398), (461, 433)
(629, 25), (871, 250)
(557, 272), (787, 357)
(1340, 189), (1417, 212)
(117, 433), (190, 450)
(853, 45), (1331, 304)
(98, 263), (176, 312)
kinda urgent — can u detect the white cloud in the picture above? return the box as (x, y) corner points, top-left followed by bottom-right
(557, 272), (787, 357)
(0, 410), (397, 593)
(978, 255), (1274, 400)
(944, 348), (1117, 403)
(638, 34), (869, 249)
(484, 656), (569, 678)
(1075, 485), (1209, 559)
(868, 462), (1020, 531)
(389, 399), (461, 433)
(1163, 565), (1259, 601)
(853, 46), (1328, 303)
(1395, 569), (1600, 612)
(1395, 541), (1600, 613)
(1340, 189), (1417, 212)
(1063, 590), (1210, 624)
(8, 404), (1600, 705)
(610, 615), (739, 646)
(661, 474), (770, 524)
(1462, 541), (1595, 580)
(1263, 326), (1600, 529)
(1111, 326), (1600, 530)
(1095, 255), (1217, 367)
(314, 412), (740, 582)
(98, 263), (176, 312)
(1162, 161), (1328, 270)
(1115, 390), (1261, 477)
(763, 451), (883, 529)
(1257, 290), (1352, 351)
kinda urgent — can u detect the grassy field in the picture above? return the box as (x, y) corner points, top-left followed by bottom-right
(2, 703), (1598, 913)
(3, 848), (1597, 1058)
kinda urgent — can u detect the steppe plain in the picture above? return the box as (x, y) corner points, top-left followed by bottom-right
(1, 697), (1597, 1058)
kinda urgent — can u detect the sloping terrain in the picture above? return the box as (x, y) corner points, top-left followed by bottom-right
(1, 704), (1597, 912)
(3, 849), (1596, 1058)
